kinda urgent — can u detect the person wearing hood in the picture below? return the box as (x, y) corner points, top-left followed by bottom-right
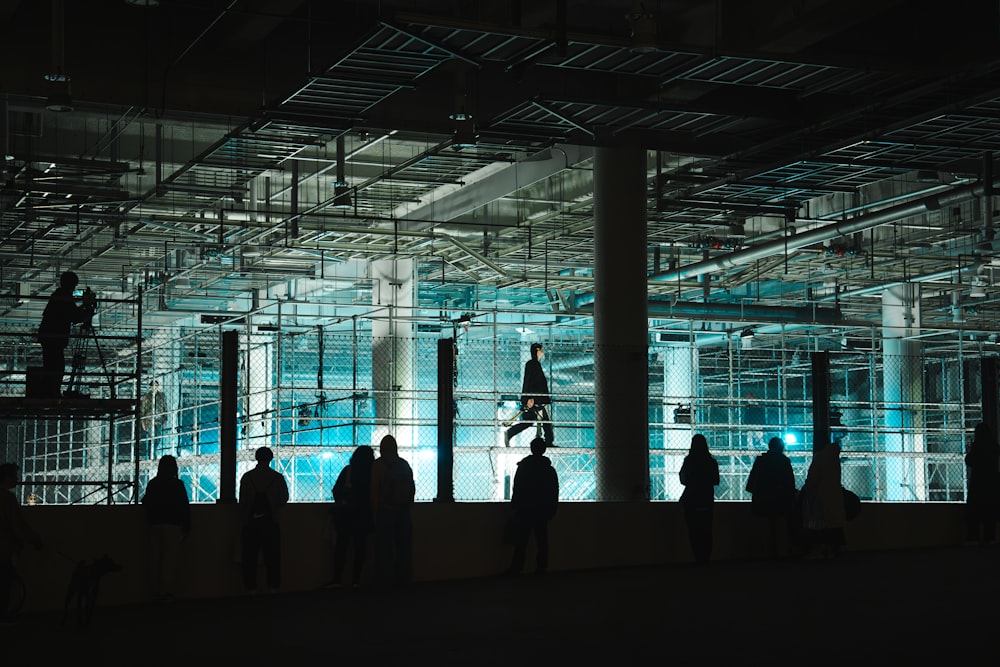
(506, 437), (559, 575)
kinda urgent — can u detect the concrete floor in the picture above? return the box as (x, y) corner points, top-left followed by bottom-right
(3, 544), (995, 664)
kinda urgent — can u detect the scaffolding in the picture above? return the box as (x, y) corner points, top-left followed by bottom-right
(0, 302), (989, 505)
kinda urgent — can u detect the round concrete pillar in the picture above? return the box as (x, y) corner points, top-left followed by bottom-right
(593, 146), (649, 500)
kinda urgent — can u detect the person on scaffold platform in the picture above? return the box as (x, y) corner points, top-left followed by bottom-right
(35, 271), (96, 399)
(505, 343), (554, 447)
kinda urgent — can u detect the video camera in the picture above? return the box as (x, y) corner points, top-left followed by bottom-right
(81, 286), (98, 312)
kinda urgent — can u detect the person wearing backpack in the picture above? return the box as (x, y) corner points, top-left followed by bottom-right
(370, 434), (415, 586)
(238, 447), (289, 594)
(506, 437), (559, 575)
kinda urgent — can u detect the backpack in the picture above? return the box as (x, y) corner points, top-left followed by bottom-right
(250, 479), (274, 521)
(381, 459), (414, 507)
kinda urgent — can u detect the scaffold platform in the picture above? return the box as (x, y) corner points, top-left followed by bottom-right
(0, 396), (136, 419)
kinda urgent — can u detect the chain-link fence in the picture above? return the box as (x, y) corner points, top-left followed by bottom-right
(0, 313), (988, 505)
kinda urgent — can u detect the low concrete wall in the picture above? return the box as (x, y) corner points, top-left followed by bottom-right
(13, 500), (968, 613)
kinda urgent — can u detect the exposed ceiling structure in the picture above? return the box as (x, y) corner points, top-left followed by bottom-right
(4, 0), (1000, 354)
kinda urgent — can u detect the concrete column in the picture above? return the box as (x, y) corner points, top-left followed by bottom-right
(219, 330), (238, 504)
(593, 146), (649, 501)
(371, 258), (416, 450)
(882, 283), (926, 500)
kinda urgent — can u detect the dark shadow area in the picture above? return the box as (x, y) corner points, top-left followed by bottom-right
(2, 544), (997, 662)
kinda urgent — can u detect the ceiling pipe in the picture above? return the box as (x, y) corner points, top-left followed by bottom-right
(814, 265), (981, 302)
(651, 178), (1000, 284)
(575, 299), (842, 323)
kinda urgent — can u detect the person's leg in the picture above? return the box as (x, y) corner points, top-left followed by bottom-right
(148, 524), (164, 598)
(703, 506), (714, 562)
(240, 523), (259, 591)
(263, 522), (281, 590)
(686, 507), (712, 563)
(985, 506), (998, 543)
(534, 519), (549, 573)
(352, 531), (369, 585)
(508, 515), (529, 574)
(374, 509), (394, 585)
(538, 406), (554, 445)
(333, 532), (349, 584)
(506, 419), (532, 445)
(41, 342), (65, 397)
(159, 524), (183, 597)
(395, 510), (413, 585)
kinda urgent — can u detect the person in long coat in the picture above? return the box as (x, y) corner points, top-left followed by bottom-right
(679, 434), (720, 564)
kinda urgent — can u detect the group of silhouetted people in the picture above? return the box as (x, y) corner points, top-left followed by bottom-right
(3, 420), (997, 619)
(682, 432), (854, 563)
(328, 434), (416, 588)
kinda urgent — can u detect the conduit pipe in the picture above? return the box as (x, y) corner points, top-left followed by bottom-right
(651, 178), (1000, 284)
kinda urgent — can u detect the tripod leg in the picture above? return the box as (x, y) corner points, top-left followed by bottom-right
(88, 327), (113, 398)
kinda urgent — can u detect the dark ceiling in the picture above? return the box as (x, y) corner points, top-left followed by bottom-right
(3, 0), (1000, 351)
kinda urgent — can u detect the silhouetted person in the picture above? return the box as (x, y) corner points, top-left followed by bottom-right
(36, 271), (95, 398)
(746, 436), (797, 558)
(0, 463), (43, 625)
(370, 435), (415, 586)
(507, 437), (559, 575)
(679, 434), (720, 564)
(800, 442), (845, 559)
(965, 422), (999, 545)
(505, 343), (554, 447)
(329, 445), (375, 587)
(239, 447), (289, 593)
(141, 455), (190, 602)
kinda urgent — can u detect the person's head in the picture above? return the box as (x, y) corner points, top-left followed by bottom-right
(150, 379), (159, 392)
(530, 437), (547, 456)
(379, 434), (398, 458)
(156, 455), (178, 478)
(530, 342), (544, 361)
(351, 444), (375, 468)
(255, 447), (274, 466)
(0, 463), (18, 489)
(767, 436), (784, 454)
(60, 271), (79, 291)
(690, 433), (709, 456)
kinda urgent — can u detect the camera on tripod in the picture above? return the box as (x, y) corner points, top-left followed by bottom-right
(81, 286), (97, 312)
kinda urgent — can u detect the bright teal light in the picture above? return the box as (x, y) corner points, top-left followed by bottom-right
(783, 432), (798, 446)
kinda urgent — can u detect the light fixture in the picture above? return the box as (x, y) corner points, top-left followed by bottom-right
(332, 134), (352, 209)
(452, 118), (478, 149)
(626, 1), (657, 54)
(970, 275), (989, 298)
(332, 184), (352, 209)
(44, 77), (73, 112)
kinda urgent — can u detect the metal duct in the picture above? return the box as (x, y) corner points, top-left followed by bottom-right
(815, 264), (981, 302)
(575, 299), (841, 323)
(646, 300), (842, 323)
(651, 178), (1000, 283)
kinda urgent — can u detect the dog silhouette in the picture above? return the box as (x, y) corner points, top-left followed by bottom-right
(61, 554), (123, 627)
